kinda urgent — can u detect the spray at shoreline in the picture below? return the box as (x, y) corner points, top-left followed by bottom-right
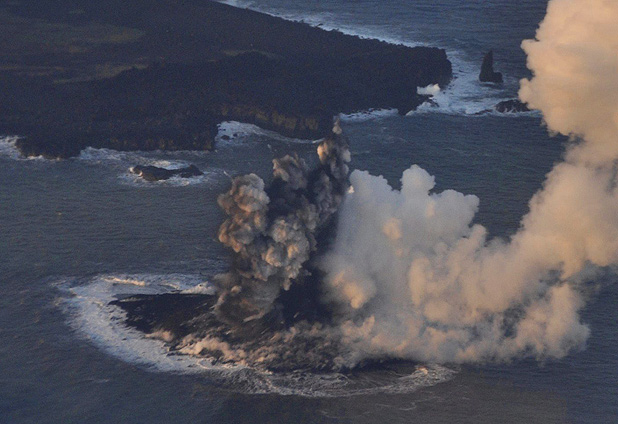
(139, 0), (618, 370)
(318, 0), (618, 363)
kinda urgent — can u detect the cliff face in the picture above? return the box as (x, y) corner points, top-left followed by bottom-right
(0, 1), (452, 158)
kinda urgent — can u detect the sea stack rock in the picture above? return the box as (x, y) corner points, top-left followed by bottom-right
(479, 50), (503, 83)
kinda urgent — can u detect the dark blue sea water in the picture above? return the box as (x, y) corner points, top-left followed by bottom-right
(1, 0), (617, 422)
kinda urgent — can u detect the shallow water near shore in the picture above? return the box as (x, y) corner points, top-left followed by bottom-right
(2, 0), (618, 422)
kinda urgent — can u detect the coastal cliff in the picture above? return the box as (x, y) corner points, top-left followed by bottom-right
(0, 0), (452, 158)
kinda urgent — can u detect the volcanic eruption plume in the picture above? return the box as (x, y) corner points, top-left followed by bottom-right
(161, 0), (618, 372)
(318, 0), (618, 364)
(214, 119), (350, 326)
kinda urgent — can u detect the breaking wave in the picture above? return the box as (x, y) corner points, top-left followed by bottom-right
(78, 148), (220, 187)
(56, 272), (455, 396)
(216, 1), (521, 117)
(52, 0), (618, 395)
(339, 109), (399, 123)
(0, 136), (54, 161)
(215, 121), (318, 146)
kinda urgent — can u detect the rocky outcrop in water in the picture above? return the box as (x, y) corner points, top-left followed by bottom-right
(130, 164), (203, 181)
(479, 50), (503, 83)
(0, 0), (452, 159)
(14, 129), (86, 160)
(495, 99), (530, 113)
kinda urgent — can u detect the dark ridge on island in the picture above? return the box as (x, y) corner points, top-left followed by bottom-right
(0, 0), (452, 159)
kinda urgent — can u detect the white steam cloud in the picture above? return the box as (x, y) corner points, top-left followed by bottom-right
(417, 84), (441, 96)
(321, 0), (618, 363)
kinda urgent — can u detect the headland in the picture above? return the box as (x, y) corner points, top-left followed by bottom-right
(0, 0), (452, 158)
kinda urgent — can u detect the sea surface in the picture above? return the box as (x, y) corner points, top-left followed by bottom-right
(1, 0), (617, 422)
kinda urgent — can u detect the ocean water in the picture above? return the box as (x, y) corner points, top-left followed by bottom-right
(1, 0), (617, 422)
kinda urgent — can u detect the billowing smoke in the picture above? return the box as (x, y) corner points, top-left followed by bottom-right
(318, 0), (618, 363)
(200, 0), (618, 370)
(214, 120), (350, 325)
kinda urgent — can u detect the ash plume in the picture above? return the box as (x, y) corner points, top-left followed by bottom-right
(187, 0), (618, 371)
(316, 0), (618, 364)
(214, 119), (350, 325)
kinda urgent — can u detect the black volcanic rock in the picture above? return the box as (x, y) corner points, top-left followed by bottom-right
(110, 294), (217, 338)
(130, 164), (203, 181)
(495, 99), (530, 113)
(479, 50), (503, 83)
(0, 0), (453, 158)
(14, 128), (86, 160)
(109, 293), (341, 372)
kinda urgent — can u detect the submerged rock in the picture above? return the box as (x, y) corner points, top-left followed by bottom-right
(479, 50), (503, 83)
(130, 164), (203, 181)
(495, 99), (531, 113)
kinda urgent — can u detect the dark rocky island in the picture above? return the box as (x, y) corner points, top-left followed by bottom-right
(479, 50), (503, 84)
(110, 292), (343, 372)
(0, 0), (452, 158)
(130, 164), (203, 181)
(495, 99), (531, 113)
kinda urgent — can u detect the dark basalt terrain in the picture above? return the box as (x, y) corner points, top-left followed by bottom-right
(110, 293), (218, 338)
(0, 0), (452, 158)
(110, 292), (344, 372)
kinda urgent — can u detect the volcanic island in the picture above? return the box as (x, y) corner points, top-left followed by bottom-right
(2, 0), (453, 371)
(0, 0), (452, 158)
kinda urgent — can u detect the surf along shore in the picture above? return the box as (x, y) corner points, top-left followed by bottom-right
(0, 0), (452, 158)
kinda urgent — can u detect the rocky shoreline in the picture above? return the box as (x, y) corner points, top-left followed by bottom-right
(0, 0), (452, 159)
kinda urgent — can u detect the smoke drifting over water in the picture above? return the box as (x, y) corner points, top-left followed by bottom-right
(180, 0), (618, 369)
(99, 0), (617, 374)
(319, 0), (618, 363)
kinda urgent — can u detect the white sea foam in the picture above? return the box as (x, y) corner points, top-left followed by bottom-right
(339, 109), (399, 123)
(0, 135), (59, 161)
(78, 147), (221, 187)
(0, 139), (219, 186)
(56, 272), (455, 396)
(216, 121), (317, 146)
(78, 147), (209, 166)
(180, 282), (217, 295)
(241, 363), (456, 397)
(118, 171), (217, 188)
(215, 121), (268, 144)
(56, 273), (215, 373)
(0, 136), (21, 159)
(216, 2), (524, 117)
(217, 1), (418, 48)
(410, 50), (516, 116)
(417, 84), (441, 96)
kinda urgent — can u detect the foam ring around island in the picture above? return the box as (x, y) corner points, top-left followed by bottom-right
(55, 272), (455, 396)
